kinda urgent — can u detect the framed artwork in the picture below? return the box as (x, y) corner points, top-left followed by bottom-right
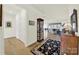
(0, 4), (2, 26)
(6, 21), (12, 27)
(71, 9), (78, 32)
(29, 20), (35, 25)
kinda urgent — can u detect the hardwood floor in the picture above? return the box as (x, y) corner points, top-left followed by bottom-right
(5, 37), (41, 55)
(5, 36), (79, 55)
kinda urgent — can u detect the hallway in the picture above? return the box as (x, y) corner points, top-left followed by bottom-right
(3, 4), (79, 55)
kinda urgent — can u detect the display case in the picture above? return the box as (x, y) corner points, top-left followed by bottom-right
(37, 18), (44, 42)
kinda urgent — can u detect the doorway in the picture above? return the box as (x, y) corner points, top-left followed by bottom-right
(37, 18), (44, 42)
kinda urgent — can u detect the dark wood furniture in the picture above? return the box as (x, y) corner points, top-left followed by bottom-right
(61, 34), (77, 55)
(0, 4), (2, 26)
(71, 9), (78, 32)
(37, 18), (44, 42)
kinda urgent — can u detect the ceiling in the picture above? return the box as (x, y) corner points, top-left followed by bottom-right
(17, 4), (71, 21)
(4, 4), (23, 16)
(13, 4), (79, 22)
(31, 4), (69, 19)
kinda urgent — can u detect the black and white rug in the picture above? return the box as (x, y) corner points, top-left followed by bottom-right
(31, 39), (60, 55)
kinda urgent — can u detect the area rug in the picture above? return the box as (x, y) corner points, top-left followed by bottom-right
(31, 39), (60, 55)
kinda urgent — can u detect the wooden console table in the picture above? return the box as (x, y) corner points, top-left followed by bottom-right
(60, 34), (78, 55)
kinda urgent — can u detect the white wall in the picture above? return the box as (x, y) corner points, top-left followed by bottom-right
(16, 5), (48, 46)
(4, 13), (16, 38)
(25, 5), (46, 46)
(16, 9), (27, 46)
(0, 27), (4, 54)
(3, 5), (28, 46)
(3, 5), (17, 38)
(14, 5), (45, 46)
(44, 23), (48, 39)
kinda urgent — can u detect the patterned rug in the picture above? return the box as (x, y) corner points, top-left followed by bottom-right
(31, 39), (60, 55)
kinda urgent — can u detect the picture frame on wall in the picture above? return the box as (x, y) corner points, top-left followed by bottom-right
(6, 21), (12, 27)
(71, 9), (78, 32)
(29, 20), (35, 25)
